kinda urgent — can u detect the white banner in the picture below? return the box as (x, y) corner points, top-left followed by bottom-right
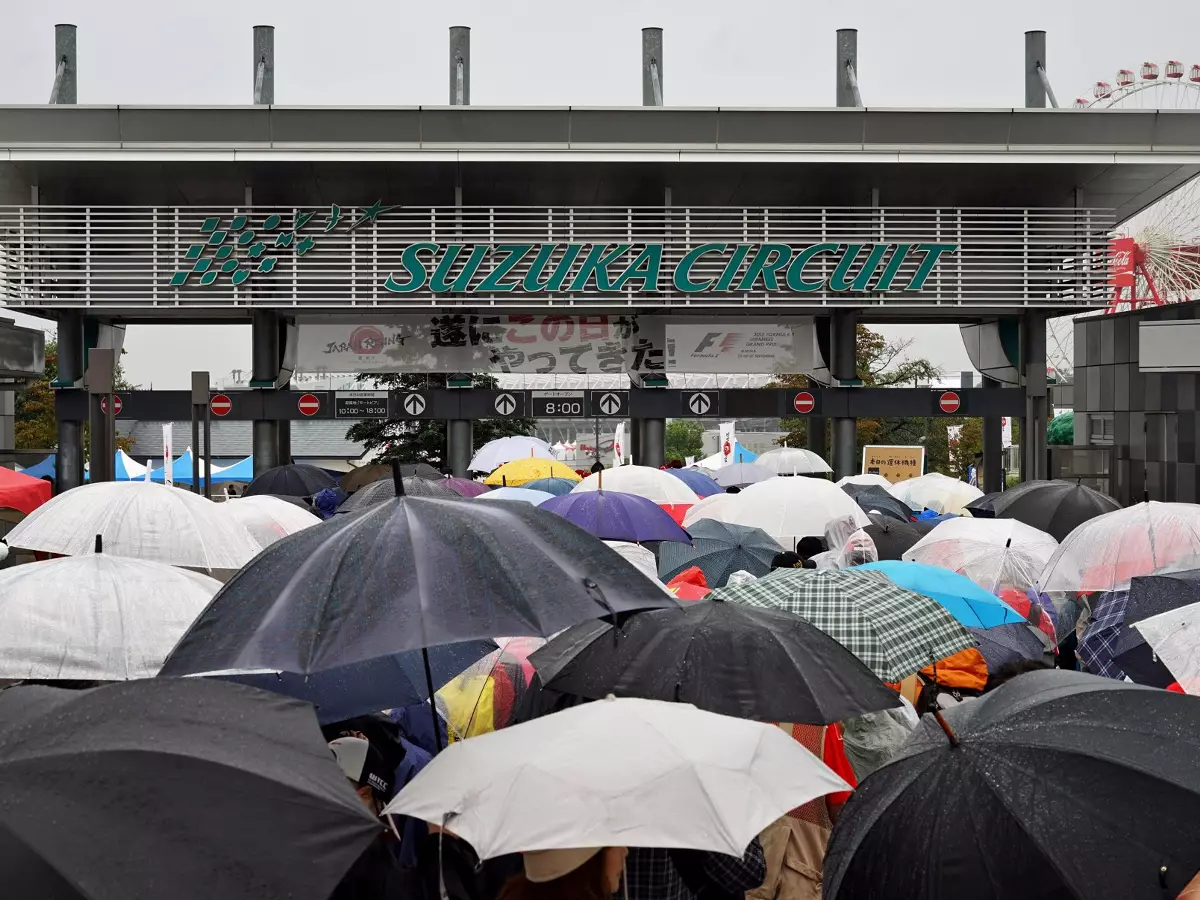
(162, 424), (173, 486)
(665, 324), (810, 375)
(612, 423), (626, 467)
(1001, 417), (1013, 449)
(718, 422), (736, 466)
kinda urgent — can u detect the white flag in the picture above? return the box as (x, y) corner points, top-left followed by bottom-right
(144, 457), (151, 482)
(162, 424), (173, 486)
(612, 423), (625, 467)
(1001, 417), (1013, 449)
(718, 422), (735, 465)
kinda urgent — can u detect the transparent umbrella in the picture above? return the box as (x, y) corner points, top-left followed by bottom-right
(220, 495), (321, 548)
(1038, 501), (1200, 594)
(903, 517), (1059, 593)
(721, 476), (868, 550)
(890, 473), (983, 515)
(755, 447), (832, 476)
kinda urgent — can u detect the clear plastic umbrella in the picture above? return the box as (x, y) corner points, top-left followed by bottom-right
(1038, 501), (1200, 594)
(572, 465), (699, 505)
(0, 552), (220, 680)
(756, 447), (833, 476)
(889, 472), (983, 515)
(468, 436), (553, 473)
(836, 474), (893, 490)
(721, 477), (869, 550)
(220, 495), (321, 547)
(1133, 600), (1200, 693)
(903, 517), (1059, 593)
(5, 481), (262, 570)
(682, 492), (739, 528)
(714, 463), (774, 489)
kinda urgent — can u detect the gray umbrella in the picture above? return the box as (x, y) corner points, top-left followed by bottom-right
(1112, 568), (1200, 686)
(339, 474), (459, 511)
(658, 519), (783, 587)
(842, 484), (913, 523)
(863, 514), (924, 560)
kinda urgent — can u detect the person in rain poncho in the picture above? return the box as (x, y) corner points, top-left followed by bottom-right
(497, 847), (628, 900)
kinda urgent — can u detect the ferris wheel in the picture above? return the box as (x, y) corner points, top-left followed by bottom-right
(1046, 61), (1200, 378)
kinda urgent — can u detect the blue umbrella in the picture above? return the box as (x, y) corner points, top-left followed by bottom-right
(855, 559), (1022, 629)
(540, 489), (691, 543)
(477, 487), (555, 506)
(665, 468), (723, 498)
(523, 477), (577, 497)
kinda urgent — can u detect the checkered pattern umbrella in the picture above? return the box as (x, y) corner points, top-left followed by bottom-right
(713, 568), (975, 682)
(1078, 590), (1131, 679)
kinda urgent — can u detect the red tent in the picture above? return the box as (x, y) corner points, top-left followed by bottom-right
(0, 466), (52, 515)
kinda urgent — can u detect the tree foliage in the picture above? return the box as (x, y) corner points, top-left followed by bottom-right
(345, 372), (535, 468)
(664, 419), (705, 462)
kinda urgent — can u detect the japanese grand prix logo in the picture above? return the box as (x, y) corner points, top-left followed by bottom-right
(349, 326), (385, 355)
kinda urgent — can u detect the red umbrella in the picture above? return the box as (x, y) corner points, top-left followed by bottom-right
(659, 503), (693, 526)
(667, 566), (712, 601)
(0, 467), (52, 515)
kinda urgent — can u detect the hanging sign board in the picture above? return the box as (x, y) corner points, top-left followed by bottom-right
(861, 445), (925, 484)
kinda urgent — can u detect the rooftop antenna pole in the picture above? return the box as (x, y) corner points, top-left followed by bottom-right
(253, 25), (275, 105)
(1025, 30), (1058, 108)
(642, 27), (664, 106)
(836, 29), (862, 107)
(450, 26), (470, 105)
(50, 24), (77, 104)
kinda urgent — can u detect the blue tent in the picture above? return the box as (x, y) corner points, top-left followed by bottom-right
(211, 455), (254, 483)
(20, 455), (56, 480)
(149, 449), (223, 485)
(728, 443), (758, 464)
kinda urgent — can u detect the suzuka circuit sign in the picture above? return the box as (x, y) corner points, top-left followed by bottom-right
(167, 205), (957, 296)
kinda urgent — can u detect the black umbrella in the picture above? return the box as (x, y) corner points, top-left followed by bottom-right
(263, 493), (313, 510)
(658, 518), (783, 587)
(161, 489), (677, 724)
(244, 463), (336, 498)
(963, 491), (999, 518)
(0, 679), (379, 900)
(1113, 568), (1200, 687)
(825, 670), (1200, 900)
(339, 474), (459, 511)
(966, 623), (1049, 673)
(841, 484), (913, 523)
(863, 514), (924, 560)
(979, 479), (1122, 542)
(529, 600), (902, 724)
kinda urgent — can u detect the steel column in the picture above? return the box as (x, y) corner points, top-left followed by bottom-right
(807, 317), (830, 461)
(55, 311), (85, 491)
(277, 420), (292, 466)
(251, 310), (280, 477)
(1024, 31), (1046, 108)
(1022, 312), (1049, 481)
(253, 25), (275, 104)
(630, 418), (643, 466)
(447, 419), (472, 477)
(641, 418), (665, 469)
(983, 375), (1003, 492)
(831, 310), (858, 480)
(449, 26), (470, 105)
(642, 27), (663, 106)
(835, 29), (859, 108)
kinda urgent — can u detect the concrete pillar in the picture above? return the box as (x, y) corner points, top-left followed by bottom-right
(836, 28), (859, 108)
(641, 418), (665, 468)
(251, 310), (280, 477)
(447, 419), (472, 477)
(278, 420), (292, 466)
(0, 391), (13, 453)
(55, 311), (85, 491)
(983, 375), (1003, 493)
(831, 310), (858, 480)
(253, 25), (275, 104)
(1024, 31), (1046, 108)
(642, 27), (663, 106)
(807, 318), (830, 461)
(630, 418), (643, 466)
(53, 24), (77, 104)
(1022, 312), (1049, 481)
(449, 26), (470, 105)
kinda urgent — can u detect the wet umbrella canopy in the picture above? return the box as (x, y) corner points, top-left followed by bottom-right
(1112, 569), (1200, 686)
(529, 601), (901, 724)
(540, 489), (691, 543)
(967, 623), (1049, 673)
(863, 514), (924, 560)
(970, 479), (1121, 542)
(339, 474), (459, 511)
(824, 671), (1200, 900)
(841, 483), (913, 523)
(0, 679), (380, 900)
(244, 464), (336, 498)
(658, 518), (783, 587)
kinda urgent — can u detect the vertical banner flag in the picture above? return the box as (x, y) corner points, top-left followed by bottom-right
(718, 423), (735, 466)
(162, 424), (174, 486)
(1001, 417), (1013, 449)
(144, 458), (151, 482)
(612, 423), (626, 467)
(685, 455), (696, 467)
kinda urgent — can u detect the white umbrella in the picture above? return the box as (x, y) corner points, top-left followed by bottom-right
(477, 487), (555, 506)
(721, 477), (869, 549)
(714, 463), (774, 489)
(5, 481), (262, 570)
(836, 474), (893, 490)
(0, 553), (220, 680)
(1038, 501), (1200, 594)
(602, 541), (673, 595)
(903, 517), (1059, 593)
(384, 696), (849, 859)
(682, 492), (740, 528)
(889, 472), (983, 515)
(220, 495), (321, 547)
(755, 447), (833, 476)
(572, 466), (699, 506)
(469, 436), (553, 473)
(1133, 600), (1200, 693)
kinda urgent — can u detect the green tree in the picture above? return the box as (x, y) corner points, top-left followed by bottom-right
(345, 373), (535, 469)
(664, 419), (704, 462)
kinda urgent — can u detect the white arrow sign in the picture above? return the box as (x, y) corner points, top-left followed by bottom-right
(403, 393), (426, 415)
(495, 393), (517, 415)
(688, 392), (712, 415)
(598, 392), (623, 415)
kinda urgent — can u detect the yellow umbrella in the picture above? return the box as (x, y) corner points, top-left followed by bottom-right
(484, 458), (582, 487)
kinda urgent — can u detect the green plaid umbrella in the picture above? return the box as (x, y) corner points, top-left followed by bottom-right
(713, 568), (975, 682)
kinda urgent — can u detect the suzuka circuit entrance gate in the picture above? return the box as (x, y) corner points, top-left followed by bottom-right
(4, 23), (1197, 492)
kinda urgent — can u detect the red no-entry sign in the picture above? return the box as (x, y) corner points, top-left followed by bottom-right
(210, 393), (232, 417)
(298, 393), (321, 417)
(100, 395), (122, 416)
(793, 392), (815, 414)
(939, 391), (961, 414)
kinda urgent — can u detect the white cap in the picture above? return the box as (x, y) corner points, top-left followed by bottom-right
(523, 847), (602, 883)
(328, 736), (369, 783)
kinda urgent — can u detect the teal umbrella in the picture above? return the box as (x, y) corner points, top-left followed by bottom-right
(523, 477), (577, 496)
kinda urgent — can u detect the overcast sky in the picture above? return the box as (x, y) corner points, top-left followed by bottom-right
(2, 0), (1195, 387)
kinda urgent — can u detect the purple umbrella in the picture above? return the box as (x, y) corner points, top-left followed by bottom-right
(540, 490), (691, 543)
(442, 477), (489, 498)
(665, 468), (723, 498)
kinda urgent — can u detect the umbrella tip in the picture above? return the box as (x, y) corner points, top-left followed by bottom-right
(932, 709), (960, 748)
(391, 460), (406, 497)
(94, 534), (103, 554)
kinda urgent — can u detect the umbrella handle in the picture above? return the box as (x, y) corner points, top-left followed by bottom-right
(932, 709), (960, 748)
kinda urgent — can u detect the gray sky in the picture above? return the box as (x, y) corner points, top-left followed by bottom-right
(3, 0), (1195, 387)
